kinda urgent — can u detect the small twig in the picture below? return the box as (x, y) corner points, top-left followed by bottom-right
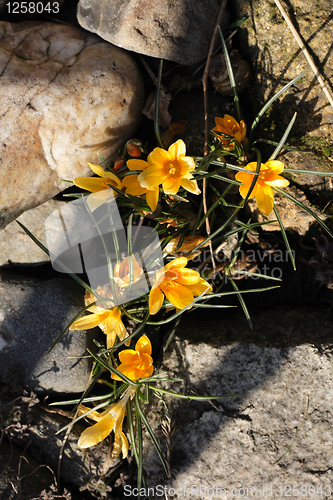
(201, 0), (228, 271)
(274, 0), (333, 110)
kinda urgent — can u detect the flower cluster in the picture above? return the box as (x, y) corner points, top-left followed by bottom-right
(73, 139), (200, 212)
(27, 44), (332, 496)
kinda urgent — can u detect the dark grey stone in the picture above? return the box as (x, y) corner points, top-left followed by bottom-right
(0, 277), (95, 393)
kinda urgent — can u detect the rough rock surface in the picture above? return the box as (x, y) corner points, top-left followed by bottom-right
(0, 277), (95, 393)
(0, 21), (144, 229)
(77, 0), (228, 66)
(234, 0), (333, 202)
(143, 307), (333, 494)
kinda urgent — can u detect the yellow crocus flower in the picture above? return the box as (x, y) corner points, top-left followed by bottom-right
(73, 162), (123, 211)
(69, 287), (129, 349)
(235, 160), (289, 216)
(137, 140), (200, 197)
(149, 257), (212, 315)
(213, 114), (247, 150)
(111, 335), (154, 382)
(77, 387), (133, 456)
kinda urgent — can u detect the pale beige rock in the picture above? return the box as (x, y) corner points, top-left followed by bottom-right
(0, 21), (144, 229)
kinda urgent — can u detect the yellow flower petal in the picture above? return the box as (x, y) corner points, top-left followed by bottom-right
(78, 411), (117, 448)
(255, 183), (274, 216)
(148, 147), (171, 166)
(73, 177), (106, 193)
(180, 177), (201, 195)
(173, 267), (201, 285)
(87, 162), (107, 178)
(265, 175), (289, 188)
(121, 432), (129, 459)
(186, 278), (213, 296)
(86, 191), (115, 212)
(135, 334), (152, 355)
(162, 176), (181, 195)
(127, 159), (150, 172)
(149, 285), (164, 315)
(238, 179), (260, 200)
(137, 165), (165, 189)
(146, 188), (159, 211)
(168, 139), (186, 158)
(161, 282), (194, 309)
(165, 256), (188, 271)
(69, 311), (109, 331)
(264, 160), (285, 174)
(118, 350), (138, 364)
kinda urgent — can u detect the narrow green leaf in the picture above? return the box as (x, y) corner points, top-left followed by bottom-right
(134, 393), (143, 495)
(46, 301), (97, 355)
(151, 387), (243, 400)
(253, 139), (304, 153)
(127, 399), (140, 467)
(203, 286), (280, 299)
(273, 205), (296, 270)
(135, 392), (170, 477)
(284, 168), (333, 176)
(218, 26), (242, 122)
(249, 69), (308, 141)
(269, 112), (297, 160)
(87, 350), (140, 386)
(15, 220), (95, 295)
(227, 270), (253, 330)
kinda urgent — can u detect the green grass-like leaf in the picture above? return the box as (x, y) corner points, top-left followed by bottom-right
(269, 112), (297, 160)
(134, 391), (170, 477)
(151, 386), (243, 400)
(249, 69), (308, 141)
(155, 60), (165, 149)
(46, 301), (97, 356)
(273, 205), (296, 270)
(218, 26), (242, 123)
(227, 270), (253, 330)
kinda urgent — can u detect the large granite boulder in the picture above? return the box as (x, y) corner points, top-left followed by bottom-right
(0, 21), (144, 229)
(77, 0), (228, 66)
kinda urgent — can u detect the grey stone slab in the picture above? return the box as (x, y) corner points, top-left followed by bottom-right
(0, 277), (95, 393)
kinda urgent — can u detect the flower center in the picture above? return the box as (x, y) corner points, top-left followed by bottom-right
(167, 160), (179, 177)
(101, 179), (114, 189)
